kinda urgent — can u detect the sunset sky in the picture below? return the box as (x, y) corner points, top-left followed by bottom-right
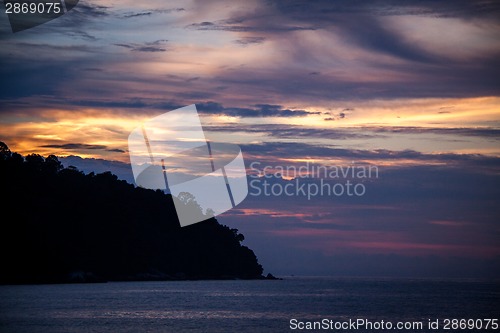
(1, 0), (499, 277)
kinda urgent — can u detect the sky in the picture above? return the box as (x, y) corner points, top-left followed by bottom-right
(0, 0), (499, 277)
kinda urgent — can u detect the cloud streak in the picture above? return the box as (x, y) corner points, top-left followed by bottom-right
(41, 143), (125, 152)
(197, 102), (319, 117)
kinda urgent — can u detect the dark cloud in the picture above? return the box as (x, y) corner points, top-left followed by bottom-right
(124, 12), (153, 18)
(336, 15), (441, 63)
(266, 0), (500, 20)
(366, 126), (500, 139)
(114, 43), (133, 49)
(69, 99), (149, 108)
(70, 2), (109, 17)
(2, 0), (499, 107)
(63, 30), (98, 41)
(205, 124), (378, 140)
(40, 143), (124, 153)
(187, 19), (316, 32)
(197, 101), (319, 117)
(190, 1), (491, 65)
(105, 148), (125, 153)
(184, 0), (500, 100)
(82, 67), (103, 72)
(233, 36), (266, 46)
(41, 1), (109, 32)
(206, 123), (500, 142)
(4, 42), (94, 53)
(132, 46), (166, 52)
(123, 8), (185, 19)
(0, 62), (75, 101)
(239, 142), (500, 173)
(214, 60), (500, 101)
(114, 40), (168, 52)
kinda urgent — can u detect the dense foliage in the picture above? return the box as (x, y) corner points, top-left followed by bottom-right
(0, 142), (263, 284)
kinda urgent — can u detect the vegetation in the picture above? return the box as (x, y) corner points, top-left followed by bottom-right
(0, 142), (264, 284)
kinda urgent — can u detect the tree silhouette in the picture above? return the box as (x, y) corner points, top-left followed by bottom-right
(0, 142), (264, 284)
(0, 141), (11, 160)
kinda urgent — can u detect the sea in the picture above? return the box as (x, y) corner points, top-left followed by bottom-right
(0, 277), (498, 333)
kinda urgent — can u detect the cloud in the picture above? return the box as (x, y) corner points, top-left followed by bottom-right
(40, 143), (124, 153)
(338, 15), (441, 63)
(132, 46), (166, 52)
(233, 36), (266, 46)
(38, 1), (109, 34)
(366, 126), (500, 139)
(197, 101), (319, 117)
(122, 8), (185, 19)
(188, 1), (477, 65)
(41, 143), (106, 150)
(206, 123), (500, 142)
(124, 12), (153, 18)
(114, 40), (168, 52)
(2, 0), (499, 113)
(187, 19), (316, 32)
(206, 124), (379, 140)
(265, 0), (500, 20)
(239, 141), (500, 173)
(82, 67), (103, 72)
(182, 0), (500, 102)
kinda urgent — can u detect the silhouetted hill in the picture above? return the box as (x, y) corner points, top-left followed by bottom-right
(0, 142), (266, 284)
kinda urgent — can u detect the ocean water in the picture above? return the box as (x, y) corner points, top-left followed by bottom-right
(0, 277), (498, 332)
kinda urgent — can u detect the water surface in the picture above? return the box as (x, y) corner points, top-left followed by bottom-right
(1, 277), (498, 332)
